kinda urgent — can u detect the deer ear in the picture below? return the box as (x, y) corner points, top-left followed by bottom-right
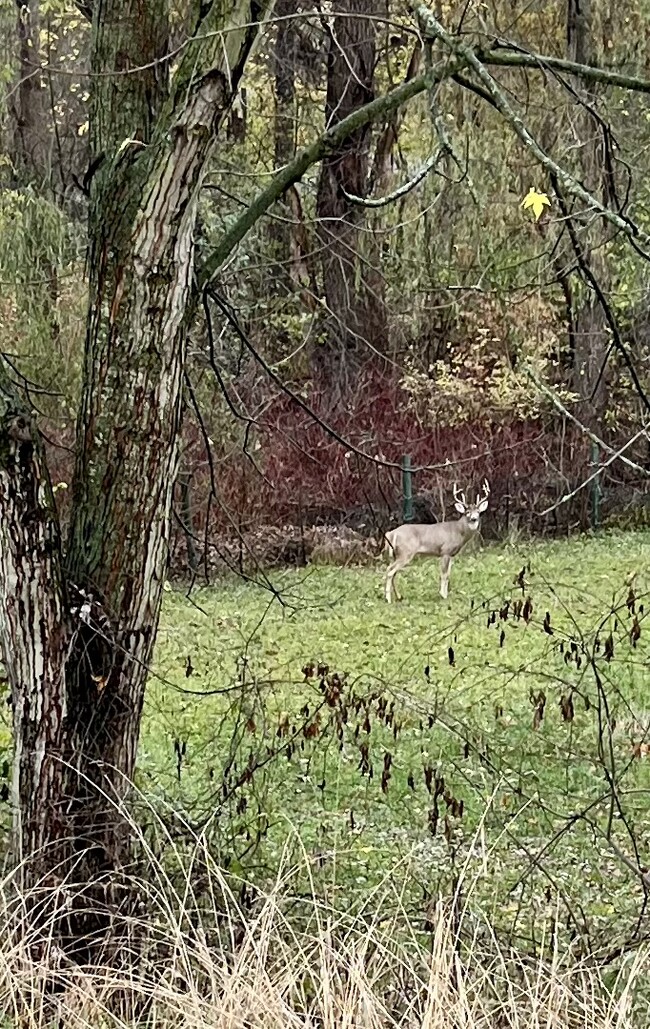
(454, 501), (465, 514)
(478, 499), (489, 513)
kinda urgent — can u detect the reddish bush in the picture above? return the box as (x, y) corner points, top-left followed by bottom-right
(174, 367), (646, 566)
(40, 368), (647, 579)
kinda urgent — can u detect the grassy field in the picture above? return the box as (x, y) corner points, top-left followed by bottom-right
(140, 530), (650, 954)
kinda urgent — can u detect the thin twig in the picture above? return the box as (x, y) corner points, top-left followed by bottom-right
(341, 148), (446, 208)
(411, 0), (650, 256)
(538, 427), (648, 516)
(523, 365), (650, 477)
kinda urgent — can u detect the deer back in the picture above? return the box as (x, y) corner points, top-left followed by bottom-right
(389, 518), (472, 558)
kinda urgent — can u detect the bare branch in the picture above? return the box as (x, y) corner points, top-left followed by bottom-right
(197, 55), (467, 288)
(549, 171), (650, 413)
(423, 38), (479, 205)
(197, 42), (650, 288)
(341, 147), (445, 207)
(483, 46), (650, 93)
(411, 1), (650, 253)
(524, 365), (650, 477)
(538, 427), (649, 516)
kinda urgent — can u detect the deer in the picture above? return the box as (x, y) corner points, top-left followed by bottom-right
(384, 481), (490, 603)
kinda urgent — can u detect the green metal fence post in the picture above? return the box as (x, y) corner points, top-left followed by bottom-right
(402, 455), (413, 523)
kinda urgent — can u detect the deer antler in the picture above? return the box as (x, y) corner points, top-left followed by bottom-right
(453, 483), (466, 508)
(476, 479), (490, 506)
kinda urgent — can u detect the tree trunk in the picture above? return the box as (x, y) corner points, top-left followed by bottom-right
(268, 0), (297, 291)
(10, 0), (50, 187)
(368, 44), (422, 195)
(567, 0), (611, 429)
(0, 396), (69, 878)
(267, 0), (316, 300)
(314, 0), (386, 387)
(0, 0), (272, 960)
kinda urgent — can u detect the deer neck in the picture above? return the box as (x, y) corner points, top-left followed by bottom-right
(458, 514), (479, 540)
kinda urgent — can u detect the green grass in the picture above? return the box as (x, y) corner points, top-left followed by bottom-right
(143, 529), (650, 953)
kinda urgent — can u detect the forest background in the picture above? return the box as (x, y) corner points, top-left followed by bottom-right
(1, 1), (650, 1025)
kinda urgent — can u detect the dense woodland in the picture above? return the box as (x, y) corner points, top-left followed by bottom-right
(0, 0), (650, 1018)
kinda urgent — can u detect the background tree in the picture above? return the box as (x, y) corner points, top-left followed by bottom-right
(10, 0), (49, 188)
(268, 0), (298, 290)
(314, 0), (387, 386)
(565, 0), (613, 427)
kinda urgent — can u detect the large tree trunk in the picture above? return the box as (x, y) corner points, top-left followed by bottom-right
(314, 0), (386, 388)
(0, 0), (271, 960)
(0, 396), (69, 875)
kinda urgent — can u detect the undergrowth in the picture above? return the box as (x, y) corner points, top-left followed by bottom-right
(0, 827), (648, 1028)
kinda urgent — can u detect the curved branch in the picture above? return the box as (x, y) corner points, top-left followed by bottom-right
(482, 47), (650, 94)
(550, 171), (650, 413)
(197, 39), (650, 289)
(411, 0), (650, 254)
(538, 427), (649, 516)
(197, 57), (468, 288)
(341, 147), (446, 207)
(523, 365), (650, 477)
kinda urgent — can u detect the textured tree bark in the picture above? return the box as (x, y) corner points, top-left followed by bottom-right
(0, 390), (68, 873)
(314, 0), (387, 387)
(0, 0), (272, 959)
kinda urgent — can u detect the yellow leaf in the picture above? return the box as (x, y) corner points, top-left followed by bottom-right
(521, 188), (551, 221)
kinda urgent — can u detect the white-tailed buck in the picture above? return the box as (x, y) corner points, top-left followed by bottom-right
(384, 481), (490, 603)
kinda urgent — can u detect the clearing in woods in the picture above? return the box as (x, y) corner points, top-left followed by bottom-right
(141, 530), (650, 950)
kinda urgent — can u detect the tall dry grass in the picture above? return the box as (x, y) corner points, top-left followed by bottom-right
(0, 828), (647, 1029)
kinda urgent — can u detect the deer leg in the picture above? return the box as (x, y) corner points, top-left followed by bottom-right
(385, 563), (398, 603)
(440, 555), (452, 599)
(385, 555), (410, 603)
